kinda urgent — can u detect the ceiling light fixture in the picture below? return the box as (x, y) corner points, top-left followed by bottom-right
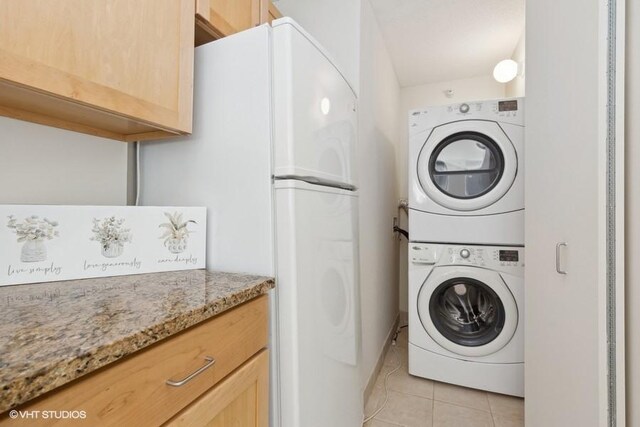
(493, 59), (519, 83)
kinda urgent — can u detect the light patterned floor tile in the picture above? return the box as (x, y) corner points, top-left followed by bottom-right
(433, 401), (494, 427)
(374, 390), (433, 427)
(384, 345), (408, 367)
(375, 365), (396, 389)
(433, 382), (490, 412)
(487, 393), (524, 418)
(492, 413), (524, 427)
(365, 385), (384, 416)
(364, 419), (404, 427)
(367, 330), (528, 427)
(387, 365), (434, 399)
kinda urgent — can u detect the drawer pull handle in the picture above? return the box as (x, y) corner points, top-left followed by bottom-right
(166, 356), (216, 387)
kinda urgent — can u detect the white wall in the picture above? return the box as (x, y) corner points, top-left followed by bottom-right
(0, 116), (128, 205)
(274, 0), (361, 92)
(358, 0), (401, 388)
(626, 0), (639, 423)
(397, 76), (506, 312)
(506, 32), (525, 98)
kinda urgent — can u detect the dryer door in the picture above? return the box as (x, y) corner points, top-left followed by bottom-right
(416, 121), (517, 211)
(417, 266), (518, 357)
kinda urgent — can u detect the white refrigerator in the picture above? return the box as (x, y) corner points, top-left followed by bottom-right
(140, 19), (363, 427)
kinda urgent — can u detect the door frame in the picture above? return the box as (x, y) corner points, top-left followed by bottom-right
(600, 0), (626, 424)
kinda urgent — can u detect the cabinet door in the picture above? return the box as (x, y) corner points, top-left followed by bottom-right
(525, 0), (625, 425)
(0, 0), (194, 141)
(165, 350), (269, 427)
(195, 0), (265, 45)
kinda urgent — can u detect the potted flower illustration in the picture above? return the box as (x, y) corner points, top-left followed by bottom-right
(91, 216), (131, 258)
(159, 211), (196, 254)
(7, 215), (59, 262)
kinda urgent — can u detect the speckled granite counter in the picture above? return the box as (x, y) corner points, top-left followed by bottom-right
(0, 270), (274, 412)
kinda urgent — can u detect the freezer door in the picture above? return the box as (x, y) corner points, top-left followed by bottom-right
(274, 179), (362, 427)
(273, 18), (358, 187)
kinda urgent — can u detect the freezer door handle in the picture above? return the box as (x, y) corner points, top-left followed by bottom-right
(274, 175), (357, 191)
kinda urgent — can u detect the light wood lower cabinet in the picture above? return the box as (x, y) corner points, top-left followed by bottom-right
(0, 296), (269, 426)
(0, 0), (195, 142)
(165, 350), (269, 427)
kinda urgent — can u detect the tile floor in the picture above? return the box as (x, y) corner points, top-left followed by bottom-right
(363, 329), (524, 427)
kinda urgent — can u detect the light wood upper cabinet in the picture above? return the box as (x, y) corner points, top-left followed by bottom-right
(267, 1), (283, 25)
(0, 0), (195, 142)
(195, 0), (282, 46)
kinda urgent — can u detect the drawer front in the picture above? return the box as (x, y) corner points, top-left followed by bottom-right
(1, 296), (268, 427)
(164, 349), (269, 427)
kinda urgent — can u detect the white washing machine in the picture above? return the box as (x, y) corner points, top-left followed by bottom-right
(408, 98), (524, 245)
(408, 243), (524, 397)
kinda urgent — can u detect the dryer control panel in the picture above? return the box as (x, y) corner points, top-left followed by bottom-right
(408, 97), (525, 136)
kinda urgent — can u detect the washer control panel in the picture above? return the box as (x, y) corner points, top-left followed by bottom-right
(410, 243), (524, 272)
(447, 246), (486, 266)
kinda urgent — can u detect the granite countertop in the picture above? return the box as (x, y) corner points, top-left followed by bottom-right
(0, 270), (275, 412)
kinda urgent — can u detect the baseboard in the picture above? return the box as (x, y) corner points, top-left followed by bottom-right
(363, 314), (400, 406)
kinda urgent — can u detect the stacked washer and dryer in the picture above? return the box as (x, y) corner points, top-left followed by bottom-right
(407, 98), (525, 397)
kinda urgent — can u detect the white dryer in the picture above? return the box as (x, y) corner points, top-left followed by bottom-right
(409, 98), (524, 245)
(408, 243), (524, 397)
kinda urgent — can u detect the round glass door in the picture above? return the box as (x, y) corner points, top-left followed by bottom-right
(429, 132), (504, 199)
(417, 266), (519, 357)
(429, 277), (505, 347)
(415, 121), (518, 212)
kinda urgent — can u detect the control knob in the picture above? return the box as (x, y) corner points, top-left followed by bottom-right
(460, 249), (470, 259)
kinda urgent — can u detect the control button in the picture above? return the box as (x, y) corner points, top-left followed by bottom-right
(460, 249), (470, 259)
(459, 103), (470, 113)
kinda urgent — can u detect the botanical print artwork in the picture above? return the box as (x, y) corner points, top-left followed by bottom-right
(90, 216), (132, 259)
(1, 205), (206, 287)
(159, 212), (196, 254)
(6, 215), (59, 263)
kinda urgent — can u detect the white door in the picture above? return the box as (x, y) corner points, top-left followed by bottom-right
(525, 0), (625, 425)
(274, 179), (362, 427)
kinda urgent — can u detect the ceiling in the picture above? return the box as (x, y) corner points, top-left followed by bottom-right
(369, 0), (525, 87)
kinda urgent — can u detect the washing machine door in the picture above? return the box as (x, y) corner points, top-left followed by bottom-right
(417, 266), (518, 357)
(416, 121), (517, 211)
